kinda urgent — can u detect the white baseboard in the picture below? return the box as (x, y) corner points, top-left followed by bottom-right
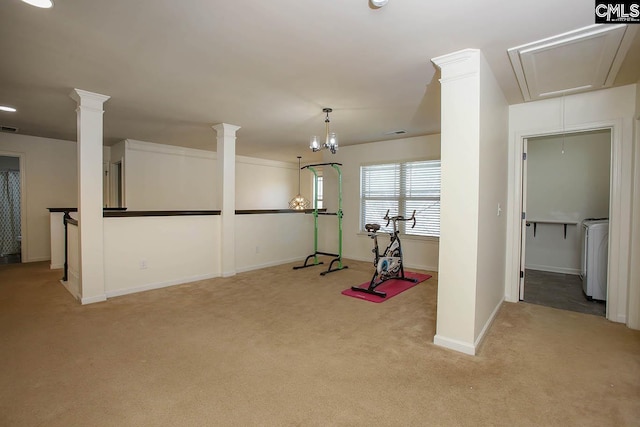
(60, 279), (80, 301)
(24, 256), (49, 263)
(433, 335), (475, 356)
(614, 313), (626, 324)
(105, 272), (220, 299)
(525, 264), (580, 275)
(81, 294), (107, 305)
(50, 263), (63, 270)
(406, 262), (438, 272)
(235, 256), (306, 274)
(473, 298), (503, 353)
(434, 299), (504, 356)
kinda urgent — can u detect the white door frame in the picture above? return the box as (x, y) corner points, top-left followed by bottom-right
(506, 119), (626, 323)
(519, 138), (528, 300)
(518, 130), (613, 305)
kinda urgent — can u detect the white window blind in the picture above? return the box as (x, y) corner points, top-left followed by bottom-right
(360, 160), (440, 237)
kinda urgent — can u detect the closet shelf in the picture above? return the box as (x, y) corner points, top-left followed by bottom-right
(525, 219), (579, 239)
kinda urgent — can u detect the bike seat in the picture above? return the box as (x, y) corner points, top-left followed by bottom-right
(365, 223), (380, 232)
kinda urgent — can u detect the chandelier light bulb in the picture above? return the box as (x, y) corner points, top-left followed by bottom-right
(327, 133), (338, 154)
(310, 136), (320, 151)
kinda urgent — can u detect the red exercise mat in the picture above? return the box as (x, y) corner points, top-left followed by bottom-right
(342, 272), (432, 303)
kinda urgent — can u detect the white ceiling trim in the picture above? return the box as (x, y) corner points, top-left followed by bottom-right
(508, 24), (638, 101)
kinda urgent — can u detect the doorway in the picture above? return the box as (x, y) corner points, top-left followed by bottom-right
(520, 129), (611, 316)
(0, 155), (22, 264)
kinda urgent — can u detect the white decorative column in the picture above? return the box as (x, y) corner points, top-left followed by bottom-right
(431, 49), (508, 355)
(69, 89), (110, 304)
(213, 123), (241, 277)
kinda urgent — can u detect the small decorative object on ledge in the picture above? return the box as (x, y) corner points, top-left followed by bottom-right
(289, 156), (310, 210)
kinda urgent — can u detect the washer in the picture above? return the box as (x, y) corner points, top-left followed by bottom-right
(581, 219), (609, 301)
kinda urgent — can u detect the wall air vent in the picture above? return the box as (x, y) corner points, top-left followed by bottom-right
(0, 125), (18, 133)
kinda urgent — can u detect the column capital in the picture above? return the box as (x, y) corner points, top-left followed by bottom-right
(212, 123), (241, 136)
(431, 49), (481, 83)
(69, 89), (110, 110)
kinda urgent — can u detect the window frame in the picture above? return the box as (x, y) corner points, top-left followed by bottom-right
(311, 169), (323, 209)
(359, 159), (441, 238)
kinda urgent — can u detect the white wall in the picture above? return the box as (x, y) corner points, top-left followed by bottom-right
(0, 155), (19, 170)
(123, 139), (217, 210)
(475, 53), (509, 340)
(506, 84), (637, 326)
(108, 141), (125, 208)
(527, 131), (611, 222)
(103, 215), (220, 297)
(321, 135), (441, 271)
(0, 133), (77, 262)
(49, 212), (66, 269)
(235, 213), (314, 272)
(120, 139), (304, 211)
(525, 130), (611, 274)
(236, 156), (311, 210)
(628, 81), (640, 329)
(524, 225), (582, 275)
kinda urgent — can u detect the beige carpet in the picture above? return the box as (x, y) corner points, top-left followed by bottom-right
(1, 260), (639, 426)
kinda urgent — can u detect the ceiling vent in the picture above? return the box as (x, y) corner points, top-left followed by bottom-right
(508, 24), (637, 101)
(384, 129), (407, 135)
(0, 125), (18, 133)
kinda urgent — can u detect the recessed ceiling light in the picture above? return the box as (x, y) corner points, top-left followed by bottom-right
(371, 0), (388, 7)
(0, 106), (17, 113)
(21, 0), (53, 8)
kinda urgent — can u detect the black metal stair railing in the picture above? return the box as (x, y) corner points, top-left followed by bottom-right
(62, 211), (77, 282)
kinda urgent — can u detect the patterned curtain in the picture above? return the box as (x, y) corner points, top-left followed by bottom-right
(0, 170), (21, 256)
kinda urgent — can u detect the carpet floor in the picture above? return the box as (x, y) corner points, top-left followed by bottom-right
(1, 260), (639, 426)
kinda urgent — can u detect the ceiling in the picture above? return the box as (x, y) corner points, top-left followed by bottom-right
(0, 0), (639, 162)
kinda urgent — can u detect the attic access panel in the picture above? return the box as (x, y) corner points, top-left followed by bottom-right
(508, 24), (637, 101)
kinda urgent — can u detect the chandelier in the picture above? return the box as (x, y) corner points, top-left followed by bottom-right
(289, 156), (310, 210)
(309, 108), (338, 154)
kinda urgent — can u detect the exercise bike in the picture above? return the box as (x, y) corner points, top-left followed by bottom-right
(350, 210), (418, 298)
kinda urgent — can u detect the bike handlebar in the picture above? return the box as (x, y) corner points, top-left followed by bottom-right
(383, 210), (416, 229)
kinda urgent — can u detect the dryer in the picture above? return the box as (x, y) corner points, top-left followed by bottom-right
(581, 219), (609, 301)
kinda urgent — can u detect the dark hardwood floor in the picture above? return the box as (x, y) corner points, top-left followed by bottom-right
(523, 269), (605, 317)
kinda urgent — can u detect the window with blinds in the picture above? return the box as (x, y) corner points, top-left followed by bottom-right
(314, 175), (324, 209)
(360, 160), (441, 237)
